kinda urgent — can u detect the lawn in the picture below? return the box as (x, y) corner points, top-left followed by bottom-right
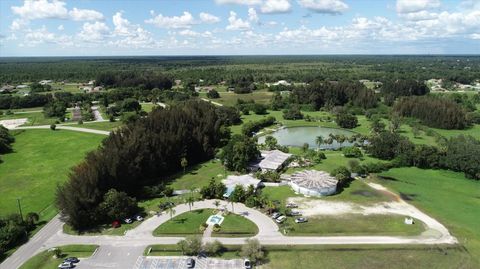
(153, 209), (259, 237)
(212, 213), (258, 237)
(63, 221), (141, 236)
(19, 244), (98, 269)
(0, 129), (105, 221)
(376, 167), (480, 266)
(70, 121), (123, 131)
(167, 160), (227, 190)
(429, 124), (480, 140)
(284, 214), (425, 236)
(153, 209), (214, 236)
(199, 90), (274, 106)
(141, 103), (161, 113)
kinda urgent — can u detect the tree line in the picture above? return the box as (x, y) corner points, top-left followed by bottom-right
(393, 95), (468, 129)
(56, 101), (228, 230)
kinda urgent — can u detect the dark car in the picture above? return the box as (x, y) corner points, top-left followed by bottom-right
(64, 257), (79, 263)
(186, 258), (195, 268)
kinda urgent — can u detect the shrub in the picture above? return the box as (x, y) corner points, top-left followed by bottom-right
(213, 224), (221, 232)
(203, 240), (224, 256)
(50, 124), (56, 130)
(342, 146), (363, 158)
(207, 89), (220, 99)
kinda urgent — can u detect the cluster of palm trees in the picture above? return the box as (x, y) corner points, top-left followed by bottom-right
(315, 133), (367, 149)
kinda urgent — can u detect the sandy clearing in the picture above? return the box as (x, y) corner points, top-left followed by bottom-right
(0, 118), (28, 129)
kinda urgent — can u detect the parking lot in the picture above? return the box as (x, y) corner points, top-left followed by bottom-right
(134, 256), (246, 269)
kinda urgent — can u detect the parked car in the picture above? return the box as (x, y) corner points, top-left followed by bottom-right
(134, 215), (144, 221)
(112, 220), (121, 228)
(289, 210), (302, 216)
(244, 258), (252, 269)
(124, 218), (133, 224)
(286, 203), (298, 208)
(295, 217), (308, 223)
(58, 262), (74, 269)
(275, 215), (287, 223)
(271, 212), (281, 219)
(64, 257), (79, 263)
(186, 258), (195, 268)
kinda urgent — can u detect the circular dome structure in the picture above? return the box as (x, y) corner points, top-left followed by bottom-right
(288, 170), (338, 197)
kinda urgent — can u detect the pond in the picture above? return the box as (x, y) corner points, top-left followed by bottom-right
(257, 126), (357, 149)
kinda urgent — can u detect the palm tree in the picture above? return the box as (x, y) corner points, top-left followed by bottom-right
(315, 135), (324, 149)
(213, 200), (221, 210)
(167, 206), (176, 219)
(185, 196), (195, 211)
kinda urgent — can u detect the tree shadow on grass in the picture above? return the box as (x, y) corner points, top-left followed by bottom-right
(173, 218), (188, 224)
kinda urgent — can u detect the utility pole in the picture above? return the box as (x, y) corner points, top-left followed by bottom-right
(17, 198), (23, 222)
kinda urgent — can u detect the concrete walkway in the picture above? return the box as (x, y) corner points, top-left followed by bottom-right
(201, 98), (223, 107)
(13, 125), (110, 136)
(1, 188), (457, 269)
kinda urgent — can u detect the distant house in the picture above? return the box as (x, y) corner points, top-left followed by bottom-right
(0, 85), (14, 93)
(174, 79), (182, 86)
(87, 80), (95, 86)
(272, 80), (291, 86)
(249, 150), (292, 172)
(92, 86), (103, 92)
(82, 86), (93, 93)
(39, 80), (52, 85)
(15, 85), (28, 89)
(222, 174), (262, 198)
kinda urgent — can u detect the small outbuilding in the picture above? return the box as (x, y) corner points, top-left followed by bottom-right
(287, 170), (338, 197)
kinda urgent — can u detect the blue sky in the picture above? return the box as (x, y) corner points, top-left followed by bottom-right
(0, 0), (479, 56)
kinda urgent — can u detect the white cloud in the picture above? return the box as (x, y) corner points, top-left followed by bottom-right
(226, 11), (251, 30)
(12, 0), (68, 20)
(69, 7), (104, 21)
(23, 26), (73, 47)
(10, 19), (29, 31)
(78, 22), (110, 42)
(199, 12), (221, 23)
(113, 12), (133, 36)
(215, 0), (262, 5)
(145, 11), (196, 29)
(58, 25), (64, 31)
(11, 0), (104, 22)
(298, 0), (349, 14)
(260, 0), (292, 13)
(470, 33), (480, 39)
(248, 8), (259, 22)
(396, 0), (440, 14)
(178, 29), (213, 38)
(111, 12), (156, 48)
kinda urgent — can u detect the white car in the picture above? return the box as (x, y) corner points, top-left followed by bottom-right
(244, 259), (252, 269)
(286, 203), (298, 208)
(275, 215), (287, 223)
(58, 262), (74, 269)
(124, 218), (133, 224)
(135, 215), (144, 221)
(271, 212), (281, 219)
(289, 210), (302, 216)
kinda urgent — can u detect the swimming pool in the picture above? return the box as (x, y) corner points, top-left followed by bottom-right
(206, 215), (225, 225)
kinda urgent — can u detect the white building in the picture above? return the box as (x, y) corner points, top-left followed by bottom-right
(222, 174), (261, 198)
(39, 80), (52, 85)
(258, 150), (292, 171)
(287, 170), (338, 197)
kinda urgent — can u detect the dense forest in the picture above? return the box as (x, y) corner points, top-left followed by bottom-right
(1, 56), (479, 84)
(56, 101), (228, 229)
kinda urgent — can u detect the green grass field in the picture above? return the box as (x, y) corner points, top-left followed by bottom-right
(71, 121), (123, 131)
(199, 90), (274, 106)
(377, 168), (480, 266)
(153, 209), (258, 237)
(0, 130), (105, 220)
(167, 160), (227, 190)
(153, 209), (214, 236)
(285, 214), (425, 236)
(19, 245), (98, 269)
(212, 213), (258, 237)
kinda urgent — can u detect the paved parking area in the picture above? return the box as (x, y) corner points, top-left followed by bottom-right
(134, 256), (245, 269)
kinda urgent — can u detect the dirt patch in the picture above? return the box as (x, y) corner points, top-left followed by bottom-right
(400, 192), (418, 201)
(351, 190), (380, 197)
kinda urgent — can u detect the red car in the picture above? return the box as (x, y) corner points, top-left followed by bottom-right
(112, 220), (121, 228)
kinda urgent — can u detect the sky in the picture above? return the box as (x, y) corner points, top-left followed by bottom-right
(0, 0), (479, 56)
